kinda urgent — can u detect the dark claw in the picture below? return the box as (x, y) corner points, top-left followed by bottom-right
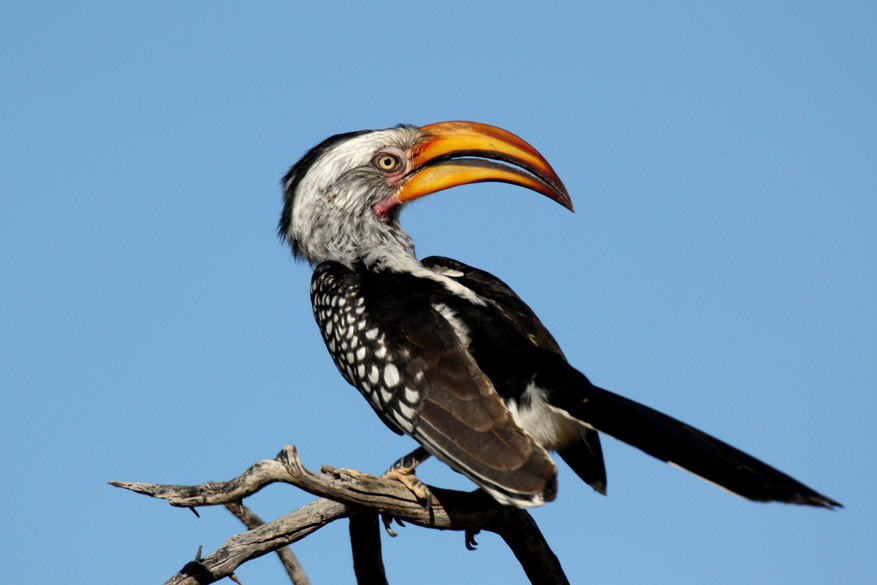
(382, 513), (398, 537)
(465, 529), (480, 550)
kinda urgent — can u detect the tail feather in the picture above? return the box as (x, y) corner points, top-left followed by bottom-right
(549, 373), (841, 508)
(558, 429), (607, 495)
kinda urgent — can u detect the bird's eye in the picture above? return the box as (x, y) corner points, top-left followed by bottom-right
(375, 154), (401, 172)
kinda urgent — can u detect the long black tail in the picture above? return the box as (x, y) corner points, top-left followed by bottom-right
(547, 370), (841, 508)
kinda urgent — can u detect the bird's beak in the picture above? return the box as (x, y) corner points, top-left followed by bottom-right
(398, 121), (573, 211)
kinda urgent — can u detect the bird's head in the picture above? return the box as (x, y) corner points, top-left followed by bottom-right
(279, 121), (571, 269)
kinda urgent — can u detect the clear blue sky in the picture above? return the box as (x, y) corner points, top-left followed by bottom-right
(2, 2), (874, 583)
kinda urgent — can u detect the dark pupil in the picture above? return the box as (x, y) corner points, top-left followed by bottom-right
(383, 157), (393, 167)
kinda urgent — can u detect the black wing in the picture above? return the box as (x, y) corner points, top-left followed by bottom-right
(422, 256), (607, 494)
(312, 261), (557, 507)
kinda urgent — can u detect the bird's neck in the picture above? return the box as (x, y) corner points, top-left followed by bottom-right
(300, 213), (417, 272)
(336, 220), (418, 274)
(360, 240), (421, 274)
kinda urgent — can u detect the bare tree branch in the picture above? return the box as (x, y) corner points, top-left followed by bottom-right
(110, 444), (568, 584)
(349, 513), (389, 585)
(165, 498), (351, 585)
(225, 502), (312, 585)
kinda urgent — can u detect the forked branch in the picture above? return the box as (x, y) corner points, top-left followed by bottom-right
(110, 444), (568, 585)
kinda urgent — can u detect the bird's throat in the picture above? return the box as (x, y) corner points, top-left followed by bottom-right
(373, 195), (402, 222)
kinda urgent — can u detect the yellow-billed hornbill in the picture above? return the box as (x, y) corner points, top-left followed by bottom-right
(279, 121), (840, 509)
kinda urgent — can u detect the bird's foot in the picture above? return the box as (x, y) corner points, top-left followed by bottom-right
(382, 446), (434, 511)
(381, 513), (405, 537)
(332, 467), (368, 480)
(382, 467), (433, 510)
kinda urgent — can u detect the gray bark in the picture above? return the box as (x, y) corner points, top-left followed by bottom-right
(110, 444), (568, 585)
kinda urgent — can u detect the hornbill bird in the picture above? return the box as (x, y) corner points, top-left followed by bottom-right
(279, 121), (840, 510)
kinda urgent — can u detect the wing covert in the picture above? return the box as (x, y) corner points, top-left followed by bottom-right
(311, 261), (558, 507)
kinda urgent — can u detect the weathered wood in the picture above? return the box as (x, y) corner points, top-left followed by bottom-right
(164, 498), (350, 585)
(225, 502), (312, 585)
(111, 444), (568, 584)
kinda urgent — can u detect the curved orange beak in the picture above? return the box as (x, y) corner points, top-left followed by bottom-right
(398, 121), (573, 212)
